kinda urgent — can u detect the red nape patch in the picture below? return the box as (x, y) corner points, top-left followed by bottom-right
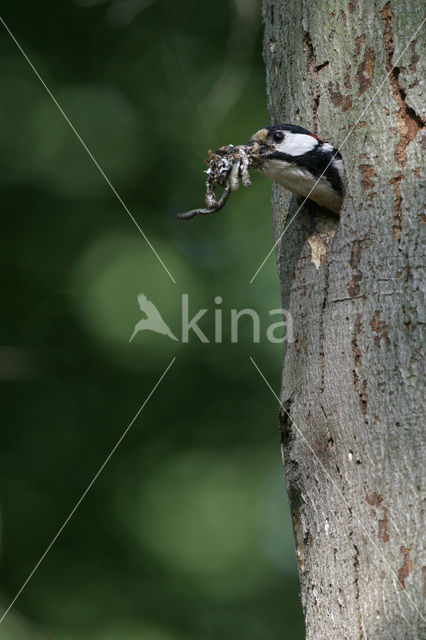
(310, 134), (323, 142)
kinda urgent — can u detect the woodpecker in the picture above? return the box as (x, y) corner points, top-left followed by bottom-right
(250, 124), (345, 214)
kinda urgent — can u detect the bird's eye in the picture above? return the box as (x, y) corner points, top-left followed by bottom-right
(272, 131), (285, 143)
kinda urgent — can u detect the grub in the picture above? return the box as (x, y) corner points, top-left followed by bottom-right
(177, 143), (260, 220)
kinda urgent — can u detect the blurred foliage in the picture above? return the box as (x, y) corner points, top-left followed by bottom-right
(0, 0), (304, 638)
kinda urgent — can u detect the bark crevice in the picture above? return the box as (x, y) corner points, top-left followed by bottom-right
(380, 1), (425, 242)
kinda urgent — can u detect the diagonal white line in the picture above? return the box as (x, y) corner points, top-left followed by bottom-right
(250, 356), (425, 621)
(249, 17), (426, 284)
(0, 16), (176, 285)
(0, 356), (176, 624)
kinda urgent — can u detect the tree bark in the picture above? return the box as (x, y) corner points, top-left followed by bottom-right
(262, 1), (425, 638)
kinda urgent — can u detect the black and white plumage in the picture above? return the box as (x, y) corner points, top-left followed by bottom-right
(250, 124), (345, 213)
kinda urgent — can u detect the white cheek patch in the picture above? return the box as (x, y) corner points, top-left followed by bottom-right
(276, 132), (318, 156)
(320, 142), (334, 152)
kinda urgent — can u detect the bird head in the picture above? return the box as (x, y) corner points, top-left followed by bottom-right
(248, 124), (344, 214)
(249, 124), (323, 160)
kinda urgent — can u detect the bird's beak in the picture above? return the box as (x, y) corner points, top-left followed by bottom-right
(248, 128), (271, 162)
(257, 145), (270, 156)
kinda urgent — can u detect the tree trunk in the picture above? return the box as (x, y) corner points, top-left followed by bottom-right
(262, 1), (425, 637)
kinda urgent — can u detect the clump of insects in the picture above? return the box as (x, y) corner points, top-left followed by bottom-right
(177, 142), (261, 220)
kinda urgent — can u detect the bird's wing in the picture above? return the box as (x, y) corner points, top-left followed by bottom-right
(138, 293), (158, 318)
(137, 293), (147, 312)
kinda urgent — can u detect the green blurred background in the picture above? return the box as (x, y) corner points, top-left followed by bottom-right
(0, 1), (304, 638)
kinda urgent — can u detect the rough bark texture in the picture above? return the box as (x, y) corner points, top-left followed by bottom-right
(262, 1), (425, 638)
